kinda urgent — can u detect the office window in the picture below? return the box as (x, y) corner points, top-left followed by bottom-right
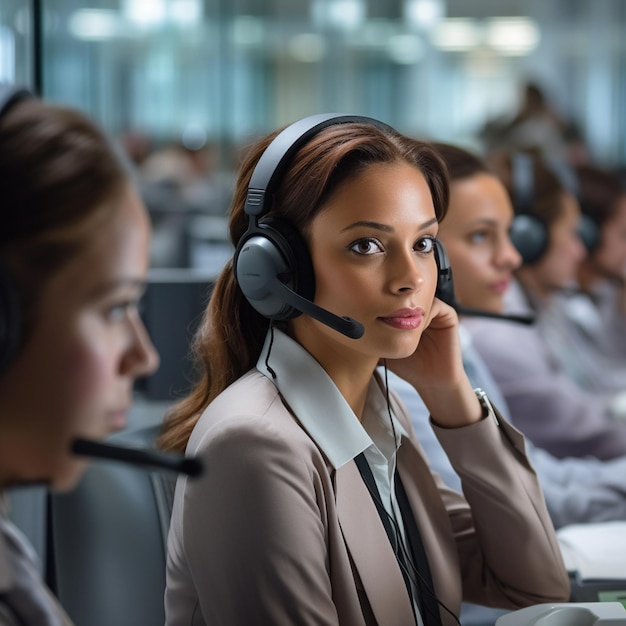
(3, 0), (626, 268)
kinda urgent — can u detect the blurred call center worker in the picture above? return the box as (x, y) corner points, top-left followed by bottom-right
(465, 150), (626, 459)
(0, 86), (158, 625)
(576, 165), (626, 301)
(159, 115), (568, 626)
(546, 164), (626, 395)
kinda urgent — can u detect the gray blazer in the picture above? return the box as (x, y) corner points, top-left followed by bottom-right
(164, 369), (569, 626)
(546, 289), (626, 397)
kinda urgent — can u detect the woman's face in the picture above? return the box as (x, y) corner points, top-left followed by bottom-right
(593, 195), (626, 279)
(437, 173), (521, 313)
(292, 162), (439, 372)
(0, 184), (159, 491)
(532, 192), (587, 291)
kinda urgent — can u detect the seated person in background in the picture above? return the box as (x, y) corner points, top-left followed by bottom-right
(545, 164), (626, 397)
(390, 141), (626, 626)
(0, 87), (159, 624)
(463, 149), (626, 460)
(158, 115), (569, 626)
(576, 165), (626, 354)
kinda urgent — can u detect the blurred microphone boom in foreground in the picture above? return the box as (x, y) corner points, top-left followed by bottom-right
(71, 438), (204, 478)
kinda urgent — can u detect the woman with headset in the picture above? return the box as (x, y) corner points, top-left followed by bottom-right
(463, 150), (626, 460)
(544, 164), (626, 396)
(159, 116), (569, 626)
(0, 87), (159, 624)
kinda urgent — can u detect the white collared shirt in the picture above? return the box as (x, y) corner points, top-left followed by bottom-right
(256, 328), (407, 508)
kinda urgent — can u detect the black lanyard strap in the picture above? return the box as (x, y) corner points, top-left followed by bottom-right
(353, 452), (443, 626)
(354, 452), (419, 625)
(353, 453), (398, 551)
(395, 474), (443, 626)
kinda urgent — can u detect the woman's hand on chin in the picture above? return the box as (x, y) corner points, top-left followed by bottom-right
(385, 298), (463, 391)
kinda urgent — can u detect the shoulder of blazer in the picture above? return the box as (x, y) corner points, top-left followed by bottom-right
(189, 369), (329, 464)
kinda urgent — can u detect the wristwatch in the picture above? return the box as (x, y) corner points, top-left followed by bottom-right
(474, 388), (499, 425)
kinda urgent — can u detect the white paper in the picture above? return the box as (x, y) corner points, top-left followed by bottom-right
(557, 521), (626, 580)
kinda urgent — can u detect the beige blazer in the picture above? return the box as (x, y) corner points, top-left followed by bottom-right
(165, 370), (569, 626)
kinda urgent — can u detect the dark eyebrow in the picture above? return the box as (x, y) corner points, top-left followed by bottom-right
(341, 221), (393, 233)
(88, 278), (148, 300)
(108, 278), (148, 292)
(341, 217), (438, 233)
(470, 217), (499, 226)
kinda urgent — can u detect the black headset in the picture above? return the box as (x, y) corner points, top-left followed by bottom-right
(433, 236), (534, 324)
(0, 84), (35, 373)
(508, 152), (599, 263)
(508, 152), (550, 264)
(233, 113), (455, 340)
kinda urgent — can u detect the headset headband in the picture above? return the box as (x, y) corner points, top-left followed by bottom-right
(511, 152), (534, 215)
(244, 113), (394, 218)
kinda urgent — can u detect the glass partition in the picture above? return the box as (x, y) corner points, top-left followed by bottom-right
(0, 0), (36, 87)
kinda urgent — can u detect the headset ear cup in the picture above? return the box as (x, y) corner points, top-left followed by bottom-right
(0, 262), (22, 373)
(234, 217), (315, 321)
(509, 214), (549, 264)
(509, 152), (550, 264)
(433, 239), (455, 303)
(578, 214), (599, 253)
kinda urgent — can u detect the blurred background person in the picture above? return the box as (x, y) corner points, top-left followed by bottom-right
(0, 85), (159, 625)
(543, 164), (626, 398)
(463, 149), (626, 459)
(480, 81), (589, 168)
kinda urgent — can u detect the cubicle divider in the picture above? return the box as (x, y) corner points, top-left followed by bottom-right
(135, 268), (215, 403)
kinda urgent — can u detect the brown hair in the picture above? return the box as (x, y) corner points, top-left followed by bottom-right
(158, 121), (449, 452)
(431, 142), (492, 183)
(0, 97), (130, 334)
(575, 164), (625, 227)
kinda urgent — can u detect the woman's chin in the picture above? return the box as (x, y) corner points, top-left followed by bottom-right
(50, 459), (89, 493)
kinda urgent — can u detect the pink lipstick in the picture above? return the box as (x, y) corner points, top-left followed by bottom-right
(379, 308), (424, 330)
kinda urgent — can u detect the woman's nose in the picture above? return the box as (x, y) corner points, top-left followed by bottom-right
(499, 235), (523, 270)
(389, 249), (426, 293)
(122, 315), (160, 379)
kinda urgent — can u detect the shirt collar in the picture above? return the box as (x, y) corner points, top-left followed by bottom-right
(256, 328), (406, 469)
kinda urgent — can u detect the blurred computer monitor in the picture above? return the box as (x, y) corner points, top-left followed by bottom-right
(135, 269), (214, 402)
